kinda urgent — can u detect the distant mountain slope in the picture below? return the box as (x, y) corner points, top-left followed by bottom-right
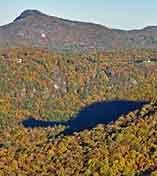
(1, 10), (157, 51)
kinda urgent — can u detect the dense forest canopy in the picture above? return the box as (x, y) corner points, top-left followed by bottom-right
(0, 48), (156, 175)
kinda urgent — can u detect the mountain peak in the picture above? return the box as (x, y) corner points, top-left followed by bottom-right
(14, 9), (46, 22)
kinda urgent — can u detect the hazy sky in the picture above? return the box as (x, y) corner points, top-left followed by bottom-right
(0, 0), (157, 30)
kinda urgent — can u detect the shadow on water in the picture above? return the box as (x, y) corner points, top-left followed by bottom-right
(22, 100), (148, 136)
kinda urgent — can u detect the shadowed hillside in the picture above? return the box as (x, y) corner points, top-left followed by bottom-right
(0, 99), (156, 175)
(0, 48), (156, 128)
(0, 47), (156, 175)
(22, 100), (147, 135)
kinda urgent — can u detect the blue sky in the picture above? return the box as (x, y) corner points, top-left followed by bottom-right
(1, 0), (157, 29)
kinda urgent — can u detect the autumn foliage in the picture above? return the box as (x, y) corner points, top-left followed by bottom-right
(0, 48), (156, 175)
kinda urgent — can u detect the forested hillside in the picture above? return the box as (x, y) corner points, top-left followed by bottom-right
(0, 48), (156, 175)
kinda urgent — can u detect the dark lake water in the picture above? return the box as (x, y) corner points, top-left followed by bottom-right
(22, 100), (147, 136)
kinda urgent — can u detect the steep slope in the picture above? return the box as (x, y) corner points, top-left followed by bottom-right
(0, 48), (156, 174)
(1, 10), (157, 51)
(0, 99), (156, 175)
(0, 10), (115, 51)
(0, 48), (156, 128)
